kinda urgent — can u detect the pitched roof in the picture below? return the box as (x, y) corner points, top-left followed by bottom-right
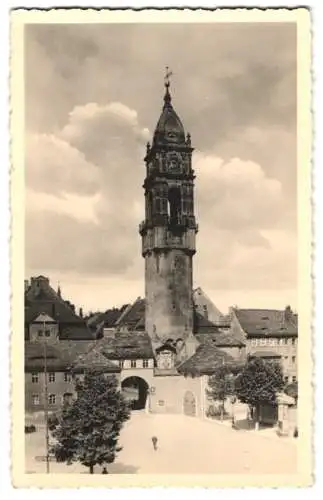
(234, 308), (298, 337)
(249, 350), (282, 359)
(103, 306), (129, 328)
(193, 311), (219, 331)
(177, 344), (236, 376)
(73, 347), (120, 373)
(25, 340), (120, 373)
(33, 313), (56, 324)
(115, 298), (146, 330)
(196, 332), (245, 347)
(98, 330), (154, 360)
(24, 341), (94, 371)
(112, 295), (228, 334)
(87, 306), (129, 331)
(25, 277), (94, 340)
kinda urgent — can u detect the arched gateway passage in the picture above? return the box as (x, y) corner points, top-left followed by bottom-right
(121, 376), (149, 411)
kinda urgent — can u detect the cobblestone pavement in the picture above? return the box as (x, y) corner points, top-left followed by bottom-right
(25, 411), (298, 474)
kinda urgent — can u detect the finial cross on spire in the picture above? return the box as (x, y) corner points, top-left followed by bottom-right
(164, 66), (173, 88)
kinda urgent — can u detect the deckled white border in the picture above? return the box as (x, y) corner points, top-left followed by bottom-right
(0, 1), (323, 495)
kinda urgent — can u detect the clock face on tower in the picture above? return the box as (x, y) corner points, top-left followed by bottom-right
(167, 152), (182, 174)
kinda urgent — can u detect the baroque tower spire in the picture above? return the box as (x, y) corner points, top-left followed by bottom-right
(139, 71), (198, 351)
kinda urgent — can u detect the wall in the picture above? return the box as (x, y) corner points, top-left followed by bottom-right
(120, 366), (155, 387)
(148, 374), (204, 416)
(145, 247), (194, 343)
(25, 371), (75, 413)
(246, 337), (298, 382)
(29, 323), (59, 343)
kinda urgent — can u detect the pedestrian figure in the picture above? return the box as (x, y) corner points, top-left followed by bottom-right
(152, 436), (158, 451)
(102, 466), (108, 474)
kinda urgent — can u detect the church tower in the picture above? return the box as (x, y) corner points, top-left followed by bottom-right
(139, 71), (198, 350)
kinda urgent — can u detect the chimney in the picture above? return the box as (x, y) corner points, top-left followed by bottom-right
(284, 305), (293, 323)
(79, 307), (83, 318)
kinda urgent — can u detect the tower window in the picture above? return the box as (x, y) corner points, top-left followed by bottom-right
(168, 187), (181, 225)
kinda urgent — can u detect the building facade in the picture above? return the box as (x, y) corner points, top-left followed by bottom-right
(230, 307), (298, 384)
(24, 76), (297, 423)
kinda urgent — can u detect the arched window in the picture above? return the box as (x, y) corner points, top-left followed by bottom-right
(146, 191), (153, 220)
(168, 187), (181, 225)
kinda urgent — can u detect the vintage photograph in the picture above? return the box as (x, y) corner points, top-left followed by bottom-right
(11, 8), (312, 487)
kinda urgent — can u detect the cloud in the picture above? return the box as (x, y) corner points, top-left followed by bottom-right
(26, 210), (140, 275)
(26, 134), (100, 196)
(24, 22), (297, 308)
(26, 107), (295, 295)
(26, 101), (147, 275)
(195, 154), (285, 230)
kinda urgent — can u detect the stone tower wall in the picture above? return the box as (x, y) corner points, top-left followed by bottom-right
(145, 249), (193, 343)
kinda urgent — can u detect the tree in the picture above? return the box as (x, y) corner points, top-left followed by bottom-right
(284, 381), (298, 405)
(207, 363), (242, 422)
(51, 370), (130, 473)
(234, 357), (284, 430)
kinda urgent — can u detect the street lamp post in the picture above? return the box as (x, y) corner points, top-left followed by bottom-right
(42, 319), (50, 473)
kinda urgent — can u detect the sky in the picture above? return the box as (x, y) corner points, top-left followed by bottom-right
(25, 22), (297, 314)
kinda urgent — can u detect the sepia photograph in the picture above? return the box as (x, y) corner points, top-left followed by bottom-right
(10, 8), (312, 488)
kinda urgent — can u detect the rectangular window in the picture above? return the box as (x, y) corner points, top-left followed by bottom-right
(119, 360), (124, 369)
(130, 360), (136, 369)
(291, 338), (296, 345)
(64, 372), (72, 383)
(45, 329), (50, 337)
(143, 359), (149, 368)
(292, 376), (297, 383)
(259, 338), (267, 346)
(32, 394), (40, 406)
(251, 339), (257, 347)
(31, 372), (39, 383)
(284, 376), (289, 383)
(292, 356), (296, 364)
(48, 394), (56, 405)
(38, 330), (43, 337)
(48, 372), (56, 383)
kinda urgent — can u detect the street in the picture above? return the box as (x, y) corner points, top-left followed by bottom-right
(25, 411), (298, 474)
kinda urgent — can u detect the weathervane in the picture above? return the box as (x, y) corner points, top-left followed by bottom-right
(164, 66), (173, 88)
